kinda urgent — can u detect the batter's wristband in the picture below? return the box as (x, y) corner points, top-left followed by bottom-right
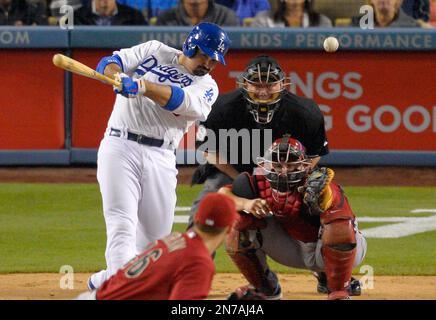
(135, 79), (147, 95)
(96, 55), (124, 74)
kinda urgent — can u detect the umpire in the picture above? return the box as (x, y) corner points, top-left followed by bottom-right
(190, 55), (329, 217)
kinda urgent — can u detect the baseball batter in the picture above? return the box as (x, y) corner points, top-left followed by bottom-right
(88, 22), (230, 290)
(76, 193), (237, 300)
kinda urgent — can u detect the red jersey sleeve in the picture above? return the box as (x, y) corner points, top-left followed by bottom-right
(321, 182), (355, 224)
(169, 259), (215, 300)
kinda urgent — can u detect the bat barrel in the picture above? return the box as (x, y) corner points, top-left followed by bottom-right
(52, 53), (121, 88)
(52, 54), (66, 68)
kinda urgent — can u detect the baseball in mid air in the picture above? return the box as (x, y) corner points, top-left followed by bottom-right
(323, 36), (339, 53)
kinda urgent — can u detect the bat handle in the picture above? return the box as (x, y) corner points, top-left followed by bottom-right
(111, 72), (123, 89)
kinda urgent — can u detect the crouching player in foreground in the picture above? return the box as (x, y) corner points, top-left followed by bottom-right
(76, 193), (237, 300)
(219, 136), (367, 300)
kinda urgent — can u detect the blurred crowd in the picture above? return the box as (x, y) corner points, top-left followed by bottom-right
(0, 0), (434, 28)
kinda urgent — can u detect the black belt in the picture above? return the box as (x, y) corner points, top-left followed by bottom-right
(109, 128), (165, 148)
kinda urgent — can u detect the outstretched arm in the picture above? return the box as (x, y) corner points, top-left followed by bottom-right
(96, 41), (177, 108)
(112, 73), (174, 106)
(113, 74), (216, 121)
(218, 186), (271, 219)
(139, 80), (173, 106)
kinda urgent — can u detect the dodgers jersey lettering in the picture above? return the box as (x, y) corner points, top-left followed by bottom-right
(108, 40), (219, 148)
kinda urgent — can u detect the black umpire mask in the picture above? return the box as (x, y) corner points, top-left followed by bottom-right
(238, 55), (289, 124)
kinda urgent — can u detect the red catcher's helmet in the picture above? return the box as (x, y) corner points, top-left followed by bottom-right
(256, 135), (311, 193)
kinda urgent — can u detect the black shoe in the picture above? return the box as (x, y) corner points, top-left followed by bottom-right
(314, 272), (329, 294)
(228, 284), (282, 300)
(313, 272), (362, 296)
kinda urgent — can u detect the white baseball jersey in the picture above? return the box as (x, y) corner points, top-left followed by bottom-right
(107, 40), (219, 149)
(90, 40), (220, 290)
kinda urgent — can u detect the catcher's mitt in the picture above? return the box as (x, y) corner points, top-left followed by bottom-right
(301, 167), (335, 216)
(227, 286), (267, 300)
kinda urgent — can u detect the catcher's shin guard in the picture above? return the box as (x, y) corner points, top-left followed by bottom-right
(314, 272), (362, 296)
(321, 219), (357, 300)
(225, 226), (278, 294)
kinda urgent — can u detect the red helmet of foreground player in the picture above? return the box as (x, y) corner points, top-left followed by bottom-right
(256, 135), (312, 193)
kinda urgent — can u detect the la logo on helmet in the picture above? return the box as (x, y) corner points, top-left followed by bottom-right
(217, 39), (226, 53)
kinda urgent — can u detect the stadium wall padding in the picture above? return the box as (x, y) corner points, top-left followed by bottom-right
(0, 27), (435, 166)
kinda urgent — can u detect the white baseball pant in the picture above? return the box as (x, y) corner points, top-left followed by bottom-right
(90, 135), (178, 289)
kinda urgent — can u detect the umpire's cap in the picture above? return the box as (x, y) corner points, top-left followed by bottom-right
(194, 193), (237, 229)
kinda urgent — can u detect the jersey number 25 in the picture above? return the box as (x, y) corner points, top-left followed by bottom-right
(125, 249), (163, 278)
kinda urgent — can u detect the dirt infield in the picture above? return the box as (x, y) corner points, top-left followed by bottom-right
(0, 273), (435, 300)
(0, 166), (435, 186)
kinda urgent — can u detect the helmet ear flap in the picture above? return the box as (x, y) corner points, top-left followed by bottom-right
(182, 36), (197, 58)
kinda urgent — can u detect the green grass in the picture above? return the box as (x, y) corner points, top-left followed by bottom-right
(0, 184), (106, 273)
(342, 187), (436, 217)
(0, 183), (435, 275)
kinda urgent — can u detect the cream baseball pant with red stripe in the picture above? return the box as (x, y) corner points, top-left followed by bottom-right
(246, 217), (367, 272)
(90, 136), (178, 289)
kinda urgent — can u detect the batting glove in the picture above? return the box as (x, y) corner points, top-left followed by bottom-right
(113, 73), (146, 98)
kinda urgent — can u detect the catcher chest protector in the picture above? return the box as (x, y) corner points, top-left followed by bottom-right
(255, 174), (320, 243)
(257, 174), (358, 299)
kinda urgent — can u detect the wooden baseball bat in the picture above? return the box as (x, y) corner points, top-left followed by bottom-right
(52, 54), (121, 88)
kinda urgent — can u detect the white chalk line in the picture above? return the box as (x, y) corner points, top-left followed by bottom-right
(174, 207), (436, 238)
(174, 215), (190, 223)
(411, 209), (436, 213)
(175, 206), (191, 212)
(361, 216), (436, 238)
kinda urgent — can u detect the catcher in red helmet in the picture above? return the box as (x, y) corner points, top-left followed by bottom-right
(219, 135), (367, 300)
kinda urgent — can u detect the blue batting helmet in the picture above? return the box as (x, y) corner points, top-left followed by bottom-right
(182, 22), (230, 65)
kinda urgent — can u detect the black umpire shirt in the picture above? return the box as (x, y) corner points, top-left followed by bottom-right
(196, 88), (329, 180)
